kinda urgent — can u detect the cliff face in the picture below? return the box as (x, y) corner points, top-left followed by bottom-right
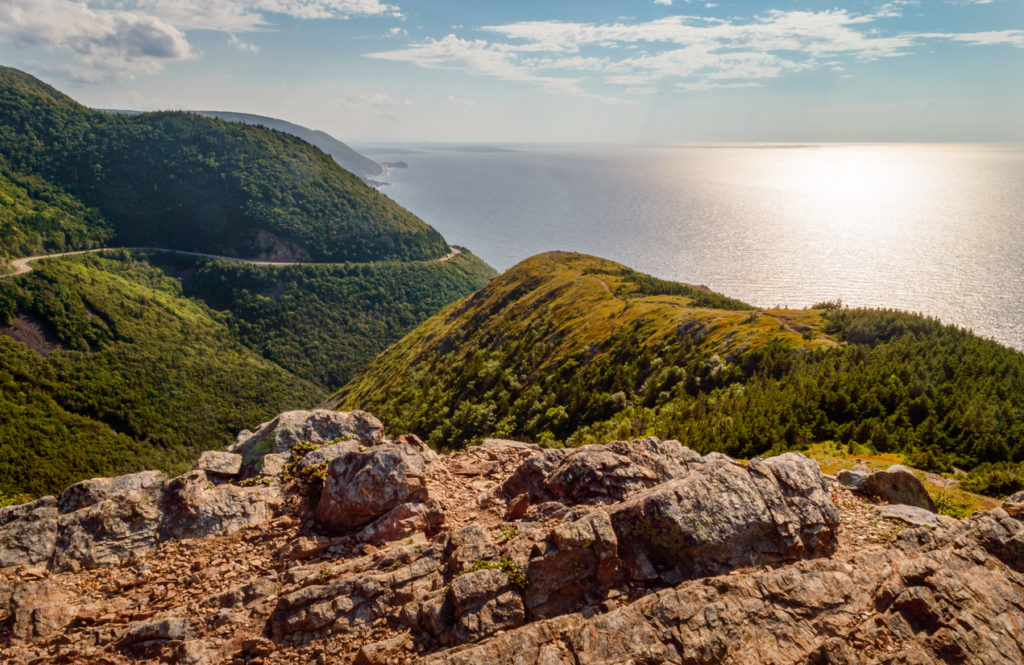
(2, 410), (1023, 664)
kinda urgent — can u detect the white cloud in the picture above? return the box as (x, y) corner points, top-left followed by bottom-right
(366, 7), (1023, 102)
(0, 0), (402, 82)
(654, 0), (672, 5)
(228, 34), (259, 53)
(0, 0), (193, 82)
(366, 33), (631, 103)
(127, 0), (401, 32)
(922, 30), (1024, 47)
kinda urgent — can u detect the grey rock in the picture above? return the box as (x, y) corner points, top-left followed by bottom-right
(505, 437), (701, 505)
(0, 496), (57, 568)
(57, 470), (167, 514)
(1002, 490), (1024, 519)
(159, 469), (281, 540)
(842, 464), (937, 512)
(297, 439), (360, 470)
(608, 452), (838, 582)
(119, 616), (191, 646)
(445, 523), (498, 576)
(53, 471), (168, 571)
(256, 452), (290, 477)
(877, 504), (958, 528)
(195, 451), (242, 477)
(231, 409), (384, 469)
(315, 442), (432, 530)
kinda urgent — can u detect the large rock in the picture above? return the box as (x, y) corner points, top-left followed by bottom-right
(159, 470), (282, 540)
(7, 579), (77, 639)
(503, 437), (700, 505)
(524, 508), (620, 619)
(194, 451), (242, 477)
(837, 464), (936, 512)
(315, 442), (433, 530)
(53, 471), (168, 572)
(449, 568), (525, 643)
(608, 453), (838, 582)
(230, 409), (385, 469)
(0, 496), (57, 568)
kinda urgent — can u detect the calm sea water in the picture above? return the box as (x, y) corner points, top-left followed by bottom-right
(366, 144), (1024, 352)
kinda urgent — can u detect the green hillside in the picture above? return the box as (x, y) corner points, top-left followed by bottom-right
(147, 249), (496, 389)
(0, 66), (447, 262)
(0, 253), (322, 497)
(332, 252), (1024, 482)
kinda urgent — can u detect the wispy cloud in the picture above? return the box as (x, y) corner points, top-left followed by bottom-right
(367, 6), (1023, 102)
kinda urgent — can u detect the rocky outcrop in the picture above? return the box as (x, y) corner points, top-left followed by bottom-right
(315, 441), (437, 530)
(3, 412), (1021, 665)
(423, 511), (1024, 665)
(230, 409), (384, 470)
(837, 463), (937, 512)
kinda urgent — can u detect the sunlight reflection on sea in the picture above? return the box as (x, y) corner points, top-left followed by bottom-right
(373, 143), (1024, 351)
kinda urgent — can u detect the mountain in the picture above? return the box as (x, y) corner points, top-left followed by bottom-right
(191, 111), (385, 181)
(331, 251), (1024, 477)
(0, 66), (497, 497)
(0, 66), (446, 262)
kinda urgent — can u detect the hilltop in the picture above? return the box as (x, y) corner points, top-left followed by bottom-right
(332, 252), (1024, 490)
(0, 66), (446, 263)
(191, 111), (384, 182)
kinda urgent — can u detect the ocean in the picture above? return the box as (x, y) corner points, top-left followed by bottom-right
(363, 143), (1024, 352)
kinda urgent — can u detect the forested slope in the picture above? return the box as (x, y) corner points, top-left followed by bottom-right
(333, 252), (1024, 487)
(0, 66), (447, 262)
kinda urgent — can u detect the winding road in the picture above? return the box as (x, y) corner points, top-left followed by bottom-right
(2, 245), (461, 279)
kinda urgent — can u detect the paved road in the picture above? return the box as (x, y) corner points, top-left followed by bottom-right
(2, 246), (461, 279)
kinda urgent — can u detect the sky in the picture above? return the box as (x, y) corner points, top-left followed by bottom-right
(0, 0), (1022, 143)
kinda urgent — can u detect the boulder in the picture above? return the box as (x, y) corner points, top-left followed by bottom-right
(449, 568), (525, 643)
(53, 471), (168, 572)
(160, 470), (281, 540)
(876, 504), (958, 529)
(608, 453), (838, 582)
(8, 579), (77, 639)
(0, 496), (58, 568)
(837, 464), (936, 512)
(1002, 490), (1024, 519)
(315, 442), (432, 530)
(230, 409), (384, 469)
(444, 524), (499, 577)
(503, 438), (700, 505)
(195, 451), (242, 477)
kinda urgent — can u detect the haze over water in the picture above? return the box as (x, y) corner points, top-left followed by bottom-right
(370, 143), (1024, 352)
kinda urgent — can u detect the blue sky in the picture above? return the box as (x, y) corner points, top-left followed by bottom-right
(1, 0), (1021, 142)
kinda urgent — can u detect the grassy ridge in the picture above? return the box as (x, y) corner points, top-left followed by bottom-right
(0, 66), (447, 262)
(0, 254), (322, 496)
(333, 252), (1024, 480)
